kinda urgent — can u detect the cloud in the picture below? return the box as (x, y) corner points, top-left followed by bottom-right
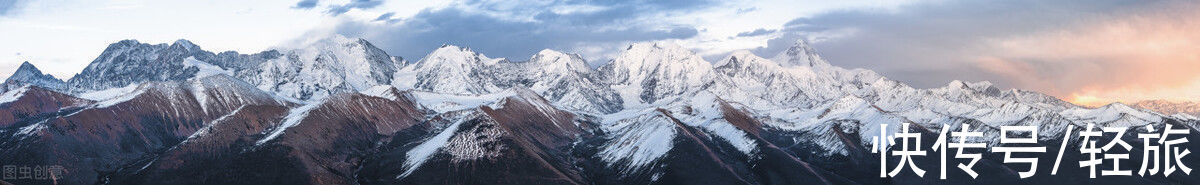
(292, 0), (383, 15)
(0, 0), (30, 16)
(985, 12), (1200, 103)
(326, 0), (383, 15)
(736, 7), (757, 14)
(757, 0), (1200, 103)
(322, 0), (715, 64)
(293, 0), (318, 9)
(735, 28), (775, 37)
(374, 12), (394, 21)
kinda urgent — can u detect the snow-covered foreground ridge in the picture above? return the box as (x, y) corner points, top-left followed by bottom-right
(2, 35), (1198, 184)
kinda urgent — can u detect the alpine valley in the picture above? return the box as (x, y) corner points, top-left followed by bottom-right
(1, 36), (1197, 185)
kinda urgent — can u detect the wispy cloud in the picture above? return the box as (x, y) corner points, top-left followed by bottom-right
(293, 0), (318, 9)
(292, 0), (383, 15)
(735, 7), (757, 14)
(735, 28), (775, 37)
(373, 12), (394, 21)
(326, 0), (382, 15)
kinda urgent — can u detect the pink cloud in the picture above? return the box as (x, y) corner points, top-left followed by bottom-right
(973, 4), (1200, 104)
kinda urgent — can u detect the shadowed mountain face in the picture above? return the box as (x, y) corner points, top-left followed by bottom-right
(0, 86), (91, 128)
(2, 37), (1199, 185)
(0, 75), (291, 185)
(376, 90), (592, 185)
(101, 89), (425, 185)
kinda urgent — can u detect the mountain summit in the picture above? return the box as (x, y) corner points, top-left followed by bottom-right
(2, 61), (67, 93)
(771, 38), (832, 69)
(66, 39), (209, 92)
(250, 35), (398, 100)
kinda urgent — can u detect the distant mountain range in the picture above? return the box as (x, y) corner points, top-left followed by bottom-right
(1133, 100), (1200, 118)
(0, 36), (1197, 185)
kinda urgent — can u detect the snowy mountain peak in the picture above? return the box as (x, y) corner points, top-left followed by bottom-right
(318, 35), (361, 46)
(108, 39), (152, 49)
(535, 48), (565, 56)
(59, 35), (410, 101)
(253, 35), (399, 100)
(1060, 102), (1163, 127)
(170, 39), (201, 52)
(1093, 102), (1152, 115)
(393, 44), (503, 95)
(431, 44), (466, 53)
(429, 44), (503, 63)
(970, 81), (1001, 95)
(530, 49), (592, 73)
(13, 62), (51, 79)
(1100, 102), (1143, 112)
(602, 41), (715, 105)
(3, 61), (67, 93)
(716, 50), (774, 68)
(532, 49), (581, 63)
(67, 38), (192, 92)
(947, 80), (967, 89)
(608, 41), (711, 74)
(771, 38), (831, 69)
(294, 35), (390, 57)
(421, 44), (499, 65)
(625, 41), (687, 51)
(16, 61), (37, 72)
(945, 80), (1002, 96)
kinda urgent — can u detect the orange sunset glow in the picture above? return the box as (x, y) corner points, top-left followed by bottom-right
(975, 1), (1200, 107)
(1066, 94), (1106, 108)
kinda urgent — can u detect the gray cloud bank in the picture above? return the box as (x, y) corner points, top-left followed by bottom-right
(319, 0), (716, 64)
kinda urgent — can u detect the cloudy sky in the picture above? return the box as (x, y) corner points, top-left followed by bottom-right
(1, 0), (1198, 106)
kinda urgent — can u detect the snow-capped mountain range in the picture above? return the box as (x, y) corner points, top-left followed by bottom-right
(1133, 100), (1200, 118)
(1, 35), (1197, 185)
